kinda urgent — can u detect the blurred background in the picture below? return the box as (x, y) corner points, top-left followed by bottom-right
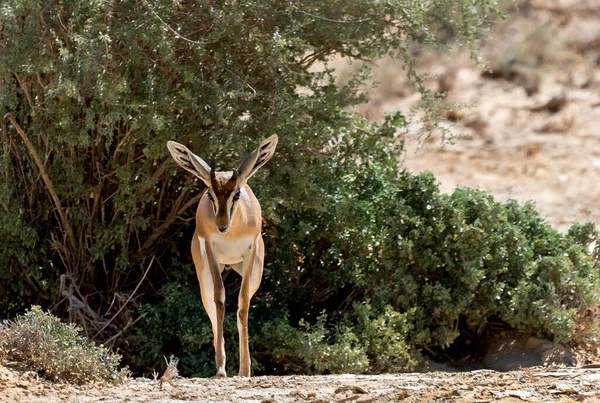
(347, 0), (600, 233)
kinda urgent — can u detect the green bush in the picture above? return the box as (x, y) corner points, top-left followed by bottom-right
(368, 174), (600, 347)
(353, 304), (418, 374)
(301, 319), (370, 375)
(0, 306), (129, 384)
(134, 281), (417, 376)
(262, 313), (370, 375)
(308, 161), (599, 351)
(275, 164), (599, 369)
(0, 0), (498, 332)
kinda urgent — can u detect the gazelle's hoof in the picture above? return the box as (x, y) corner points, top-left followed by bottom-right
(215, 369), (227, 378)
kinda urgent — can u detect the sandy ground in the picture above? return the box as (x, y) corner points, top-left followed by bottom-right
(2, 364), (600, 403)
(401, 63), (600, 233)
(387, 2), (600, 233)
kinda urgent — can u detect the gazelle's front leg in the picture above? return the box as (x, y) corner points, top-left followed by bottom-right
(192, 233), (227, 377)
(237, 235), (265, 377)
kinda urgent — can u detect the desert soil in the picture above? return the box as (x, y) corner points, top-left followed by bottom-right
(2, 0), (600, 402)
(393, 1), (600, 233)
(2, 364), (600, 403)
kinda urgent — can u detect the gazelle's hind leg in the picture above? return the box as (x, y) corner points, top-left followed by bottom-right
(237, 235), (265, 377)
(192, 233), (227, 377)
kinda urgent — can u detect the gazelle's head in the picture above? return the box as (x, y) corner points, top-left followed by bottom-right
(167, 135), (278, 234)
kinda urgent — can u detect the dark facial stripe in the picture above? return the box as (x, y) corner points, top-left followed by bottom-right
(209, 173), (241, 231)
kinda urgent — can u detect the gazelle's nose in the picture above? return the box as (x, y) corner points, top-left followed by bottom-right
(216, 223), (229, 233)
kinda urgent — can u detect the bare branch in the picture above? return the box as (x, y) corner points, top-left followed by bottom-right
(93, 256), (154, 339)
(141, 191), (203, 252)
(14, 74), (35, 110)
(289, 2), (372, 24)
(4, 113), (77, 252)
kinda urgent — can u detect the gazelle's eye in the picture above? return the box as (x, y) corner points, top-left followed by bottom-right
(207, 192), (214, 202)
(233, 191), (241, 201)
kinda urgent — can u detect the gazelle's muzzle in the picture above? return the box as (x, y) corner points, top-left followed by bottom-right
(215, 214), (230, 233)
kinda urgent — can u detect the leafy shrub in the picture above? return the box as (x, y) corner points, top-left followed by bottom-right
(135, 283), (371, 376)
(0, 306), (128, 384)
(337, 166), (599, 348)
(267, 304), (419, 375)
(136, 283), (416, 376)
(261, 314), (370, 375)
(312, 160), (600, 349)
(306, 322), (370, 375)
(353, 304), (418, 373)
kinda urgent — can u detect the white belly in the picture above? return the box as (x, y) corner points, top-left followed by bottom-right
(212, 235), (255, 265)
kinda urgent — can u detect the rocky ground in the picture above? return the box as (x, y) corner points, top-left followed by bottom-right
(2, 364), (600, 403)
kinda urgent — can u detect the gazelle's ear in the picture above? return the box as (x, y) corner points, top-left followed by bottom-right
(237, 135), (278, 182)
(167, 141), (212, 185)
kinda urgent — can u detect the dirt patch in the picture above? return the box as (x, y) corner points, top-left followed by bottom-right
(2, 364), (600, 402)
(347, 0), (600, 233)
(402, 60), (600, 233)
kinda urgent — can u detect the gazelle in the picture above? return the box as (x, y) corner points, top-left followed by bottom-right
(166, 135), (278, 378)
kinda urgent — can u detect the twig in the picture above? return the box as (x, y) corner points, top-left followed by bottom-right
(136, 160), (169, 195)
(289, 2), (372, 24)
(93, 256), (155, 339)
(141, 190), (203, 252)
(142, 0), (215, 45)
(113, 125), (135, 156)
(223, 66), (257, 96)
(36, 73), (46, 89)
(4, 113), (76, 251)
(13, 74), (35, 110)
(0, 22), (5, 48)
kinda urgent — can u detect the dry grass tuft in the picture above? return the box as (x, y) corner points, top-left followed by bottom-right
(159, 355), (180, 385)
